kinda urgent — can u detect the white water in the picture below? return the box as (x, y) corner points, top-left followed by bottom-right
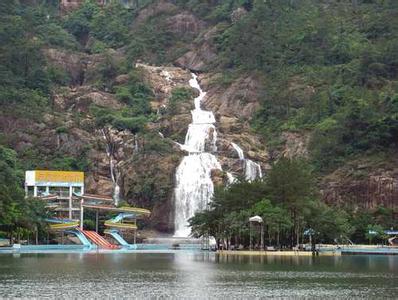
(101, 129), (121, 206)
(231, 142), (245, 160)
(245, 159), (262, 182)
(226, 172), (236, 185)
(134, 134), (139, 152)
(230, 142), (262, 182)
(174, 74), (222, 237)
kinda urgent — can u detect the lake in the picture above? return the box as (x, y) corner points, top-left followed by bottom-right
(0, 252), (397, 298)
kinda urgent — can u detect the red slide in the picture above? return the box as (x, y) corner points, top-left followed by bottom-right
(82, 230), (119, 249)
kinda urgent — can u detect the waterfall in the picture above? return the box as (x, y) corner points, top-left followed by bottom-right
(174, 74), (222, 237)
(134, 134), (139, 152)
(101, 129), (120, 206)
(226, 172), (236, 185)
(245, 159), (262, 182)
(231, 142), (263, 182)
(231, 142), (244, 160)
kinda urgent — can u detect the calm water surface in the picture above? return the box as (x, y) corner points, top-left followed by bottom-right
(0, 252), (397, 299)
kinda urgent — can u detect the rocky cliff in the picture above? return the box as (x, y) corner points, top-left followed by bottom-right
(2, 0), (396, 237)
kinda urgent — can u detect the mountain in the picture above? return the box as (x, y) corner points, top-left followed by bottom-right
(1, 0), (397, 234)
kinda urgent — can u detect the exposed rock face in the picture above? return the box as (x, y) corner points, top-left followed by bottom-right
(280, 131), (310, 159)
(211, 169), (226, 187)
(44, 47), (128, 88)
(59, 0), (135, 13)
(165, 13), (206, 39)
(175, 26), (220, 71)
(200, 73), (262, 120)
(231, 7), (248, 23)
(43, 48), (86, 85)
(122, 150), (182, 232)
(137, 62), (269, 170)
(84, 48), (126, 85)
(322, 168), (398, 210)
(60, 0), (86, 13)
(130, 63), (270, 233)
(133, 0), (178, 26)
(53, 86), (123, 112)
(136, 63), (192, 105)
(3, 1), (396, 240)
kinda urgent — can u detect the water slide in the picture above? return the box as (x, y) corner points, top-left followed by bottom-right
(46, 218), (79, 230)
(82, 230), (119, 249)
(388, 236), (398, 246)
(104, 229), (135, 249)
(64, 230), (92, 247)
(104, 213), (137, 230)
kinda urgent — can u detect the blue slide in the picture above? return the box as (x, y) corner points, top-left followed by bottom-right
(105, 229), (136, 249)
(65, 230), (92, 248)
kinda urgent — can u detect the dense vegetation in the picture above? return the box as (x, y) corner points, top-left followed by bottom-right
(210, 0), (398, 172)
(179, 0), (398, 246)
(0, 0), (155, 240)
(0, 146), (48, 244)
(190, 158), (397, 249)
(0, 0), (397, 243)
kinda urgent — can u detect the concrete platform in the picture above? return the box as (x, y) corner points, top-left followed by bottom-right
(217, 250), (340, 256)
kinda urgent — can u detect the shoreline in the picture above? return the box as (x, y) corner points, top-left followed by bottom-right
(217, 250), (338, 256)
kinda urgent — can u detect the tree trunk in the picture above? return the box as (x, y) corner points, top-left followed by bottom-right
(277, 228), (280, 248)
(311, 236), (316, 255)
(35, 228), (38, 245)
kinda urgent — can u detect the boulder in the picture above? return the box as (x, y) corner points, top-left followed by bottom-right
(166, 13), (206, 39)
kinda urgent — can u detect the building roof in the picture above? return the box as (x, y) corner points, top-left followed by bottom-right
(26, 170), (84, 186)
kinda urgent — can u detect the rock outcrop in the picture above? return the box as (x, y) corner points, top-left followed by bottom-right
(59, 0), (136, 13)
(200, 73), (262, 120)
(165, 13), (206, 39)
(43, 48), (86, 85)
(322, 169), (398, 209)
(53, 86), (123, 112)
(175, 26), (220, 71)
(133, 0), (178, 26)
(280, 131), (310, 159)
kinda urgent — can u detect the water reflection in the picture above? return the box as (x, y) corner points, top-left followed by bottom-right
(0, 253), (397, 298)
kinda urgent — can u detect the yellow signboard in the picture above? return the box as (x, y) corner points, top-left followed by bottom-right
(35, 170), (84, 183)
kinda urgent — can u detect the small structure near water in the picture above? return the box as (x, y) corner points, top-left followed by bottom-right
(23, 170), (150, 251)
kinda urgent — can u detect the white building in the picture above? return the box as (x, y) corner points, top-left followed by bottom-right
(25, 170), (84, 219)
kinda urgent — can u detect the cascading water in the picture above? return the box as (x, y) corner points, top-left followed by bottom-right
(231, 142), (244, 160)
(231, 142), (262, 182)
(174, 74), (222, 237)
(245, 160), (263, 181)
(101, 129), (120, 206)
(226, 172), (236, 185)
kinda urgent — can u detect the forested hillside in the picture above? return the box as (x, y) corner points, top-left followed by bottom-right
(0, 0), (397, 242)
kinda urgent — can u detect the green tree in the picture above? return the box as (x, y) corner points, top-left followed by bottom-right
(266, 158), (316, 246)
(0, 146), (48, 244)
(365, 224), (386, 245)
(63, 0), (100, 42)
(306, 202), (352, 250)
(252, 199), (292, 247)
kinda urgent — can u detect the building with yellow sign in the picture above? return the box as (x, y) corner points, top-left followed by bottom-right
(25, 170), (85, 219)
